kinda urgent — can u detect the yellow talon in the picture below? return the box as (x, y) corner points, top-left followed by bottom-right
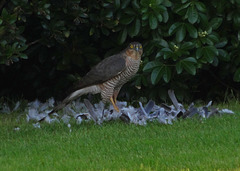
(110, 97), (120, 112)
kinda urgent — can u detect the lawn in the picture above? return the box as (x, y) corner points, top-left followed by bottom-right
(0, 103), (240, 170)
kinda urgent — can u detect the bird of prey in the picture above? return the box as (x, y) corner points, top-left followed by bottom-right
(48, 42), (143, 116)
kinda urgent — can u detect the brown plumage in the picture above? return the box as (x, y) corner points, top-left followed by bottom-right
(43, 42), (143, 120)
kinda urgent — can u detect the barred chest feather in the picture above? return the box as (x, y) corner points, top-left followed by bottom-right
(116, 56), (141, 86)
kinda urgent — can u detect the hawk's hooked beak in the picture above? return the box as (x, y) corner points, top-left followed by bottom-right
(136, 46), (139, 52)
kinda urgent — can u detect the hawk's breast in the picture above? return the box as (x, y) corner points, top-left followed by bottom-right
(116, 56), (141, 87)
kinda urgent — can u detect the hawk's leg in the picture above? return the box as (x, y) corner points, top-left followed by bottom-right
(113, 90), (119, 104)
(100, 84), (121, 112)
(110, 97), (119, 112)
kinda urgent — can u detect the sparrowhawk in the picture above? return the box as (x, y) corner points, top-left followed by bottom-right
(49, 42), (143, 115)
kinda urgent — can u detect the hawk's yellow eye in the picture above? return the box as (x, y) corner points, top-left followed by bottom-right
(130, 45), (134, 49)
(139, 45), (142, 49)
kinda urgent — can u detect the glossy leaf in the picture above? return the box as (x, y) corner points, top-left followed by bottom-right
(101, 28), (110, 36)
(157, 39), (169, 48)
(132, 0), (140, 9)
(114, 0), (120, 9)
(140, 0), (148, 6)
(187, 6), (198, 24)
(118, 27), (127, 44)
(168, 22), (181, 35)
(196, 48), (203, 59)
(174, 2), (191, 14)
(156, 0), (164, 5)
(143, 61), (162, 72)
(156, 13), (163, 23)
(163, 66), (171, 83)
(163, 0), (172, 7)
(162, 10), (169, 23)
(20, 54), (28, 59)
(186, 23), (198, 38)
(234, 68), (240, 82)
(1, 8), (8, 19)
(161, 48), (173, 59)
(181, 59), (196, 75)
(218, 49), (230, 61)
(195, 2), (207, 12)
(46, 15), (51, 20)
(181, 42), (195, 50)
(176, 62), (183, 74)
(121, 0), (131, 9)
(215, 39), (228, 48)
(8, 14), (17, 24)
(210, 18), (223, 30)
(151, 65), (164, 84)
(120, 16), (135, 25)
(141, 7), (148, 13)
(201, 37), (214, 46)
(202, 46), (218, 63)
(149, 14), (158, 29)
(142, 13), (149, 20)
(183, 57), (197, 63)
(128, 18), (141, 37)
(176, 25), (186, 42)
(233, 14), (240, 26)
(44, 3), (51, 8)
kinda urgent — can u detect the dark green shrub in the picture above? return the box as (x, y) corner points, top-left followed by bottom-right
(0, 0), (239, 102)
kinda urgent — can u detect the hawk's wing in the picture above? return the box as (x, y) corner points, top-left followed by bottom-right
(69, 53), (126, 93)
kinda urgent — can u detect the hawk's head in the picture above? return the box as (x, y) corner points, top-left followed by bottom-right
(126, 42), (143, 60)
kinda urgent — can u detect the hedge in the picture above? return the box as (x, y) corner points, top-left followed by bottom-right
(0, 0), (240, 102)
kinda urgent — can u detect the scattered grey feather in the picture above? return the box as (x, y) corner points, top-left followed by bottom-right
(144, 100), (155, 114)
(14, 127), (20, 131)
(76, 116), (83, 124)
(168, 90), (180, 109)
(0, 103), (11, 114)
(120, 113), (131, 123)
(1, 90), (234, 127)
(61, 115), (71, 124)
(33, 122), (41, 128)
(83, 99), (101, 124)
(139, 102), (148, 117)
(13, 101), (21, 111)
(219, 109), (234, 114)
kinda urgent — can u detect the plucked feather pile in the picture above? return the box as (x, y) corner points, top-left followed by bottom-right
(0, 90), (234, 129)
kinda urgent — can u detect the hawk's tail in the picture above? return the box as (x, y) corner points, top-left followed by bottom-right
(38, 85), (101, 122)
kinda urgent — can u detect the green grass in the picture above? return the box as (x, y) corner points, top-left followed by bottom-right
(1, 103), (240, 170)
